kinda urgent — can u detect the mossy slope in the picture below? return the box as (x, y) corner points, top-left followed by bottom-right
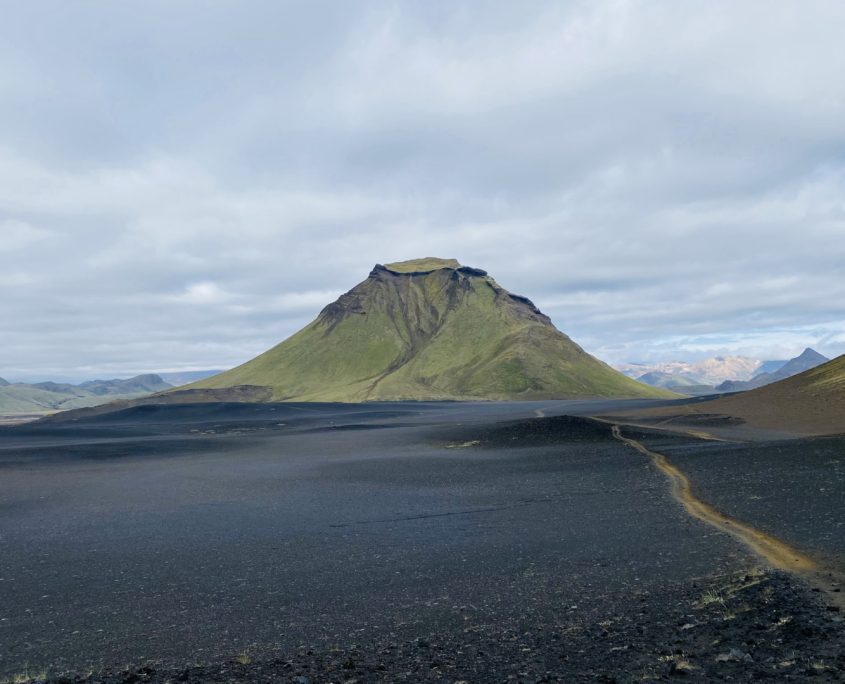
(192, 258), (673, 401)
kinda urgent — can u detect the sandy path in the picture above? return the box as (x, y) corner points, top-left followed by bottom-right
(612, 424), (845, 611)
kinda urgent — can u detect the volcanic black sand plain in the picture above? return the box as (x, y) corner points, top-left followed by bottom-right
(1, 401), (843, 682)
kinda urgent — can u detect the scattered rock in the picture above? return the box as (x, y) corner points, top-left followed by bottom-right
(19, 570), (845, 684)
(715, 648), (753, 663)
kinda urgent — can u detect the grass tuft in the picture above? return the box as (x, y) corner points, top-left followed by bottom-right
(3, 668), (47, 684)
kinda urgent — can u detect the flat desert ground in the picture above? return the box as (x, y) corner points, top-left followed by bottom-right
(0, 401), (843, 682)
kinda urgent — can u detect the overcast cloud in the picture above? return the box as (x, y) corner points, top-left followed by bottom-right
(1, 1), (844, 381)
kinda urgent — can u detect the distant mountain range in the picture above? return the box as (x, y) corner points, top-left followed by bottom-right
(615, 349), (829, 395)
(0, 374), (174, 414)
(634, 371), (705, 389)
(681, 353), (845, 435)
(716, 348), (829, 392)
(612, 351), (845, 436)
(156, 370), (224, 386)
(615, 356), (764, 389)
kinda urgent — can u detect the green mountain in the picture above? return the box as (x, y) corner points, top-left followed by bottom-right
(0, 374), (173, 414)
(190, 258), (673, 402)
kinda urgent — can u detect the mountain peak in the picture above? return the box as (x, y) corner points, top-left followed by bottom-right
(382, 257), (463, 274)
(190, 259), (671, 402)
(797, 347), (827, 361)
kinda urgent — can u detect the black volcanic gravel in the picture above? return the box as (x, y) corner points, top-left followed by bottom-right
(1, 403), (843, 683)
(29, 571), (845, 682)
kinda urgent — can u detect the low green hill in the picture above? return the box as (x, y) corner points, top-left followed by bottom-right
(0, 374), (173, 414)
(637, 371), (700, 388)
(191, 258), (673, 402)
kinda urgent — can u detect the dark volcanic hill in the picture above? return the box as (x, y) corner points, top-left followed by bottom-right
(190, 258), (672, 402)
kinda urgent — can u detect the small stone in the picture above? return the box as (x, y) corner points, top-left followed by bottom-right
(716, 648), (753, 664)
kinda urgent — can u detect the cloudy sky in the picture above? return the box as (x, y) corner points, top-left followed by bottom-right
(2, 1), (844, 381)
